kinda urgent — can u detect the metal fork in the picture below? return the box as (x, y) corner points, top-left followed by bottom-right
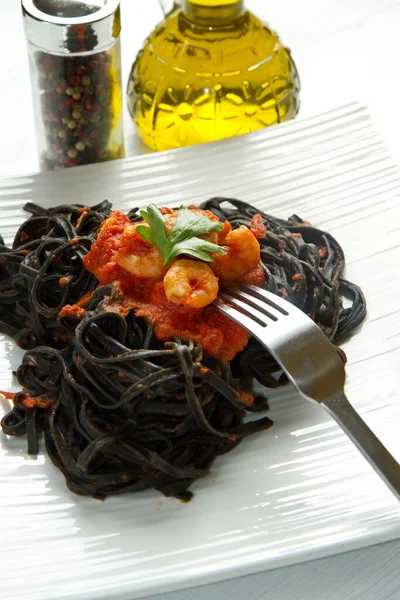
(214, 284), (400, 501)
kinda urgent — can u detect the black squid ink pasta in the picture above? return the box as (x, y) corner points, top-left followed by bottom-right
(0, 198), (366, 501)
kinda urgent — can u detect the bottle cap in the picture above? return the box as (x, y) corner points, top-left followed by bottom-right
(21, 0), (121, 54)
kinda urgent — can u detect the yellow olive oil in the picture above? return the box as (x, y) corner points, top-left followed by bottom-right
(127, 0), (300, 151)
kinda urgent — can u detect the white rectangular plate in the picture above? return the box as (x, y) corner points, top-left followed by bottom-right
(1, 103), (399, 600)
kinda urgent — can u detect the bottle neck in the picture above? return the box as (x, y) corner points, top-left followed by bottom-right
(182, 1), (245, 26)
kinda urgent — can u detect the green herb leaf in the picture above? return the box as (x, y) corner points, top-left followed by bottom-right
(137, 204), (225, 265)
(138, 205), (169, 259)
(168, 206), (223, 245)
(135, 225), (152, 243)
(167, 237), (226, 263)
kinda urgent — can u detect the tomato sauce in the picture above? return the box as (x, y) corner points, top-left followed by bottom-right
(250, 214), (267, 239)
(74, 209), (265, 362)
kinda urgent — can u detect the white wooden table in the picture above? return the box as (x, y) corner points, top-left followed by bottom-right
(1, 1), (399, 599)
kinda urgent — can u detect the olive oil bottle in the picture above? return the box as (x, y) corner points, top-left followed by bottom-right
(127, 0), (300, 151)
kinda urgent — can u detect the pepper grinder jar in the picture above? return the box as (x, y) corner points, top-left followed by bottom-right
(22, 0), (124, 170)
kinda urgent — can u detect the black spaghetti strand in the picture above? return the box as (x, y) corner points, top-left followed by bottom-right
(0, 198), (366, 501)
(201, 198), (367, 386)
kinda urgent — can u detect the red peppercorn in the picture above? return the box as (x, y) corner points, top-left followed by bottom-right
(58, 101), (67, 111)
(92, 105), (101, 114)
(76, 66), (86, 76)
(69, 158), (79, 167)
(77, 130), (86, 138)
(69, 75), (81, 86)
(56, 83), (66, 94)
(83, 109), (91, 117)
(89, 60), (98, 71)
(58, 155), (69, 165)
(90, 130), (99, 139)
(66, 99), (75, 108)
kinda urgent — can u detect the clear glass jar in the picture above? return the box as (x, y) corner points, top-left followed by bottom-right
(22, 0), (124, 170)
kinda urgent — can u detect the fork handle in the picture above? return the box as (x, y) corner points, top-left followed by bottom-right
(322, 394), (400, 501)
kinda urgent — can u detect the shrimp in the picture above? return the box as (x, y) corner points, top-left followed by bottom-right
(164, 211), (178, 235)
(212, 225), (261, 283)
(164, 259), (219, 308)
(115, 224), (165, 278)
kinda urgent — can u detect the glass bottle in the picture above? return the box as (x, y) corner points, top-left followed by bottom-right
(22, 0), (124, 170)
(127, 0), (300, 152)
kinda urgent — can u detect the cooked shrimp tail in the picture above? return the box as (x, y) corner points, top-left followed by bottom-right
(164, 259), (219, 308)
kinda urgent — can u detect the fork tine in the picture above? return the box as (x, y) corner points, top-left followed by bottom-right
(218, 288), (400, 502)
(239, 284), (290, 315)
(213, 298), (265, 333)
(227, 287), (284, 322)
(219, 292), (269, 326)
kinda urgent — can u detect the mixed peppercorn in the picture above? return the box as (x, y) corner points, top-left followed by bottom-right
(35, 47), (123, 170)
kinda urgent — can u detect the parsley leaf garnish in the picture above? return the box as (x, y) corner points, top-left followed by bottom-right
(136, 204), (225, 266)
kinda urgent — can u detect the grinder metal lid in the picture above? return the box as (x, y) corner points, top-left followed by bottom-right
(22, 0), (121, 54)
